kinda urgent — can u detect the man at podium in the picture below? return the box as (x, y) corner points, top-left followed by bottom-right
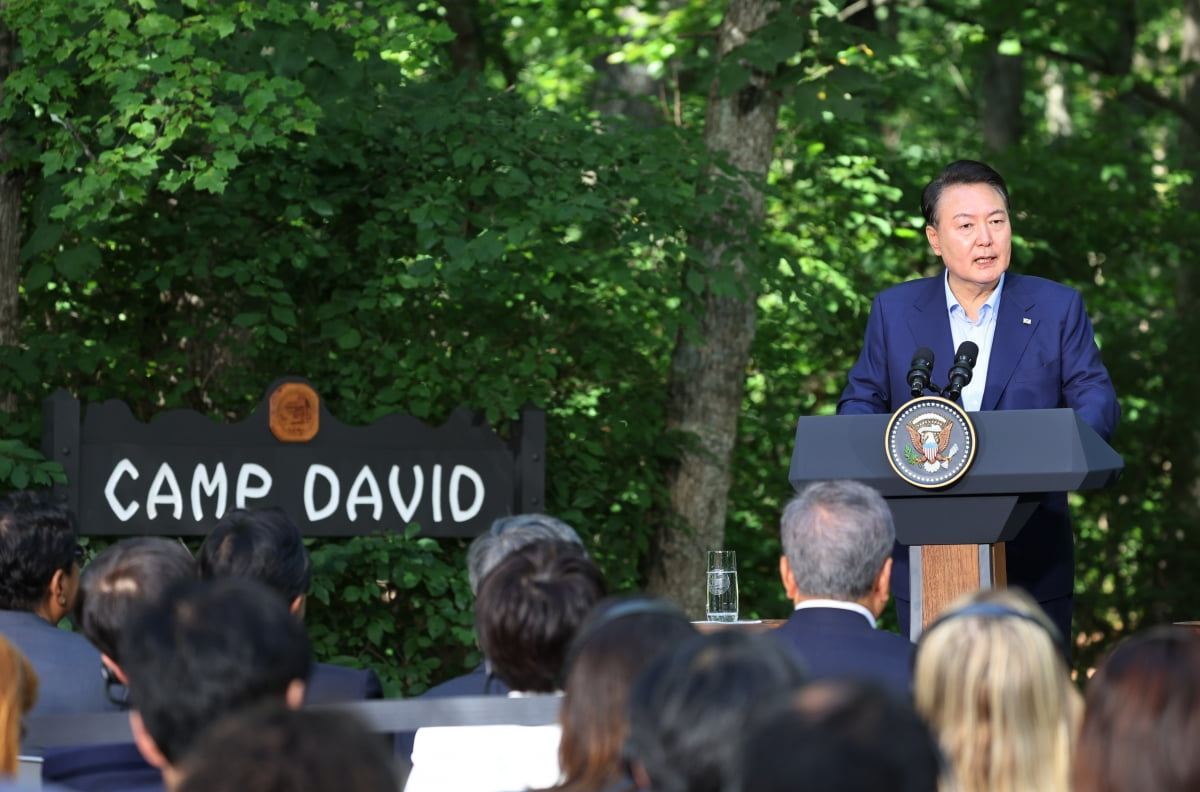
(837, 159), (1120, 642)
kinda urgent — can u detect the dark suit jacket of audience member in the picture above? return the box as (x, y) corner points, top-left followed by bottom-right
(41, 742), (163, 792)
(304, 661), (384, 705)
(771, 607), (915, 698)
(0, 610), (118, 719)
(395, 663), (511, 760)
(39, 663), (380, 791)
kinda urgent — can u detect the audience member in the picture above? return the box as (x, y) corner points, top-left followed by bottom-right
(625, 630), (808, 792)
(0, 491), (115, 716)
(405, 539), (606, 792)
(0, 635), (38, 777)
(197, 507), (383, 704)
(119, 577), (312, 790)
(772, 479), (914, 696)
(42, 537), (198, 790)
(914, 588), (1079, 792)
(541, 596), (697, 792)
(75, 537), (198, 706)
(396, 514), (586, 760)
(1072, 626), (1200, 792)
(734, 679), (943, 792)
(175, 704), (402, 792)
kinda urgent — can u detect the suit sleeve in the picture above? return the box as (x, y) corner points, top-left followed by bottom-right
(838, 293), (895, 415)
(1060, 290), (1120, 441)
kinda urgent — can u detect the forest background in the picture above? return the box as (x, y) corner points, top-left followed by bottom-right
(2, 0), (1198, 692)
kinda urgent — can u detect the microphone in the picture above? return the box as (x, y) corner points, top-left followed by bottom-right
(942, 341), (979, 402)
(906, 347), (936, 398)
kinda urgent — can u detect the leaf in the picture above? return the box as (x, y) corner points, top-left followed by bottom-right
(55, 244), (102, 281)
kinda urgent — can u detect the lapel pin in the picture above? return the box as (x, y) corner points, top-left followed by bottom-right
(1022, 317), (1032, 325)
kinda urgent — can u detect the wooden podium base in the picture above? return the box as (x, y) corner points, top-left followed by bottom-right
(909, 542), (1007, 641)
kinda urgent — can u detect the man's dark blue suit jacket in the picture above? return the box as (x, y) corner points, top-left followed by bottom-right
(838, 273), (1120, 606)
(771, 607), (914, 698)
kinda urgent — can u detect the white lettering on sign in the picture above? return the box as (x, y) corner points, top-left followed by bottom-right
(102, 460), (486, 526)
(104, 459), (140, 522)
(191, 463), (229, 522)
(388, 465), (424, 523)
(304, 465), (339, 521)
(235, 463), (273, 508)
(346, 467), (383, 521)
(147, 463), (184, 520)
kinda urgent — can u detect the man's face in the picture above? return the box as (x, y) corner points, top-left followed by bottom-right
(925, 182), (1011, 294)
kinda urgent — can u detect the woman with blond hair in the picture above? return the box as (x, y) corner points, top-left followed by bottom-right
(913, 588), (1080, 792)
(0, 635), (38, 776)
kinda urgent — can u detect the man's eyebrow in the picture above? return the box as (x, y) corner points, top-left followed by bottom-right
(951, 209), (1007, 220)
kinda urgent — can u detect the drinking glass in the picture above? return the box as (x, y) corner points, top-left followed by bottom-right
(706, 550), (739, 622)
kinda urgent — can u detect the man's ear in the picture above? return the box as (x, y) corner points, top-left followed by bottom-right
(779, 555), (800, 602)
(870, 557), (893, 616)
(130, 710), (169, 771)
(289, 593), (307, 620)
(285, 678), (306, 710)
(631, 760), (653, 792)
(100, 654), (129, 686)
(925, 224), (941, 257)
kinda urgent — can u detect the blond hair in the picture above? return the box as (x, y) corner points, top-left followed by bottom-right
(914, 589), (1080, 792)
(0, 636), (38, 775)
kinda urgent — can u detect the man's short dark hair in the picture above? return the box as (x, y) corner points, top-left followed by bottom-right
(198, 508), (312, 604)
(474, 539), (605, 692)
(176, 705), (400, 792)
(0, 491), (78, 611)
(735, 680), (943, 792)
(119, 577), (312, 764)
(921, 159), (1010, 227)
(625, 630), (808, 792)
(77, 537), (198, 663)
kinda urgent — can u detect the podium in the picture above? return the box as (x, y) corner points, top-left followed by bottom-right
(789, 408), (1123, 639)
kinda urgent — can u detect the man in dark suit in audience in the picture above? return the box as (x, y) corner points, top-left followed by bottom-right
(771, 479), (915, 697)
(127, 578), (311, 790)
(0, 491), (118, 718)
(197, 507), (382, 704)
(42, 537), (199, 789)
(394, 513), (586, 762)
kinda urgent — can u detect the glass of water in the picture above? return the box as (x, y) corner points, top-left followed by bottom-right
(706, 550), (738, 622)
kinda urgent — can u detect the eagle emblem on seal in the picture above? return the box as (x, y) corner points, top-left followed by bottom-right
(904, 412), (960, 472)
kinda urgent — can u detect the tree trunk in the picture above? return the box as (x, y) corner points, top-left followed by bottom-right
(1163, 0), (1200, 624)
(0, 18), (23, 414)
(981, 46), (1024, 151)
(646, 0), (782, 617)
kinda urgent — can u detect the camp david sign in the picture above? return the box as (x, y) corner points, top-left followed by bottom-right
(43, 377), (545, 538)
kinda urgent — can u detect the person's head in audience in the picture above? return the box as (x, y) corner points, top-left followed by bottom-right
(625, 630), (808, 792)
(76, 537), (198, 703)
(735, 679), (943, 792)
(175, 704), (400, 792)
(1072, 626), (1200, 792)
(119, 577), (311, 788)
(914, 588), (1080, 792)
(544, 596), (697, 792)
(0, 635), (37, 776)
(779, 479), (894, 615)
(198, 507), (312, 615)
(475, 539), (605, 693)
(0, 491), (82, 625)
(467, 513), (584, 595)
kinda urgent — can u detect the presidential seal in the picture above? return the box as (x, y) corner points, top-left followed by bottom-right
(885, 396), (976, 488)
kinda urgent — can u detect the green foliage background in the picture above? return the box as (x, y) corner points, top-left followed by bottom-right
(2, 0), (1197, 688)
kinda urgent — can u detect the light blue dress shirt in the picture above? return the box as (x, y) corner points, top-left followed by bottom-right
(944, 271), (1004, 412)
